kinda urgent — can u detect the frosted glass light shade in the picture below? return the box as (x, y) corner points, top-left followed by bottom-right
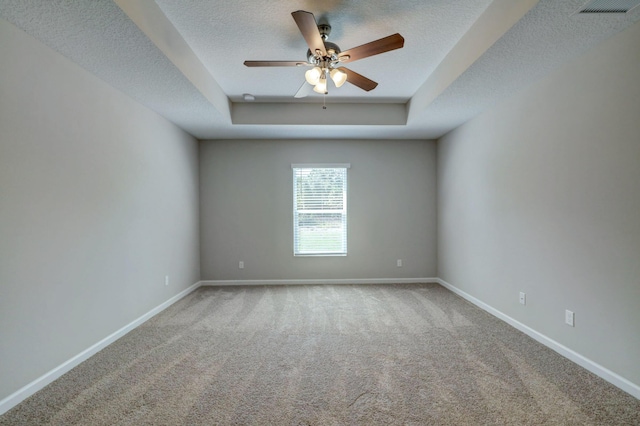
(313, 77), (327, 94)
(330, 68), (347, 87)
(305, 67), (322, 85)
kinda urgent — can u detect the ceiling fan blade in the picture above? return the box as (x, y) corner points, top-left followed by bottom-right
(291, 10), (326, 57)
(340, 67), (378, 92)
(244, 61), (309, 67)
(338, 33), (404, 63)
(294, 81), (312, 98)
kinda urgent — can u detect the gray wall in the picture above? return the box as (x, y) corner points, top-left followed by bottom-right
(437, 21), (640, 386)
(200, 139), (437, 280)
(0, 19), (200, 401)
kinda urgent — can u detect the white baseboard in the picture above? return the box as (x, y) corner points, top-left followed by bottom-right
(436, 278), (640, 400)
(201, 277), (439, 286)
(3, 277), (637, 415)
(0, 281), (202, 415)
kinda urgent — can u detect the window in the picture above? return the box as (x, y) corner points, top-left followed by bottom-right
(292, 164), (350, 256)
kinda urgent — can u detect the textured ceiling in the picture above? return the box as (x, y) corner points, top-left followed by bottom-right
(418, 0), (640, 134)
(1, 0), (639, 140)
(153, 0), (493, 102)
(0, 0), (222, 137)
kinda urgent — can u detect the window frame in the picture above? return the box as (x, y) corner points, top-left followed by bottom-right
(292, 163), (350, 257)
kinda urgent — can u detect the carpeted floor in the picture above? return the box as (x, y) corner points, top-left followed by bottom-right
(1, 283), (639, 425)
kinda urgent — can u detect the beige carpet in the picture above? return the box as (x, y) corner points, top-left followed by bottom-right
(1, 284), (638, 425)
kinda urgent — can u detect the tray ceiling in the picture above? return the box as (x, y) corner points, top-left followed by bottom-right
(1, 0), (639, 140)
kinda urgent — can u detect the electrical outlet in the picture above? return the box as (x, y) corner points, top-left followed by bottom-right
(239, 261), (244, 269)
(519, 292), (526, 305)
(565, 310), (575, 327)
(165, 275), (169, 286)
(397, 259), (402, 267)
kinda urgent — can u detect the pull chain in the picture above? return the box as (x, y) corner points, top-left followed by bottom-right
(323, 92), (327, 110)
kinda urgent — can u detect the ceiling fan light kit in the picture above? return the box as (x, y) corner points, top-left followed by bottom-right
(313, 73), (328, 94)
(305, 66), (347, 93)
(330, 69), (347, 87)
(244, 10), (404, 98)
(305, 67), (321, 85)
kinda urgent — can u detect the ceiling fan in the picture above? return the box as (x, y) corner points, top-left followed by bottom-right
(244, 10), (405, 98)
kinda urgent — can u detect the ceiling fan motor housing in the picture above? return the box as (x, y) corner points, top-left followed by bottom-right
(307, 41), (341, 65)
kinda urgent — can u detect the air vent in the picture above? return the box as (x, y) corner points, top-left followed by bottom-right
(578, 0), (640, 13)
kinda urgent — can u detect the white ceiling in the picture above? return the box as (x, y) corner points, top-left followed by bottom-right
(1, 0), (639, 140)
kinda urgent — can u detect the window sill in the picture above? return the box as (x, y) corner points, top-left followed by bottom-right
(294, 254), (347, 257)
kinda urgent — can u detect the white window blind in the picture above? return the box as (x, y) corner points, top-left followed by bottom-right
(292, 164), (349, 256)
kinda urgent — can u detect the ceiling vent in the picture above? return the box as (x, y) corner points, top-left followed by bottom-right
(578, 0), (640, 13)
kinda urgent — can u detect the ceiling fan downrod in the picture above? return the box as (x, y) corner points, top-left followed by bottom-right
(318, 23), (331, 40)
